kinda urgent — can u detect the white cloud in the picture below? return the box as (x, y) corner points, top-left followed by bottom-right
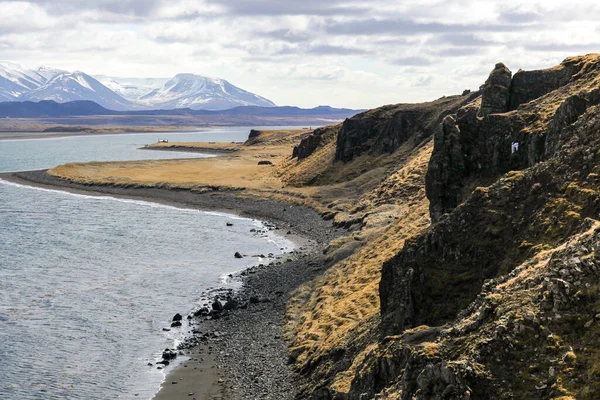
(1, 0), (600, 108)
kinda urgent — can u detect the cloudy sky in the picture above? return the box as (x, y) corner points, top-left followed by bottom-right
(1, 0), (599, 108)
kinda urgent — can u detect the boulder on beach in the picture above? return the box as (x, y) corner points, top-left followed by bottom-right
(162, 349), (177, 360)
(234, 252), (243, 258)
(172, 313), (183, 322)
(224, 295), (239, 310)
(194, 307), (209, 317)
(258, 160), (274, 165)
(212, 299), (223, 312)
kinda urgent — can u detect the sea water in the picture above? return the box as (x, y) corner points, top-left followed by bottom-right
(0, 128), (296, 399)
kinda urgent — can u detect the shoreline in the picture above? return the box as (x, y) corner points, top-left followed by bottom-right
(139, 145), (240, 155)
(0, 128), (208, 141)
(0, 170), (339, 399)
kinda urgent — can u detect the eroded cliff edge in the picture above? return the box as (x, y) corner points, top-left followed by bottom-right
(284, 54), (600, 400)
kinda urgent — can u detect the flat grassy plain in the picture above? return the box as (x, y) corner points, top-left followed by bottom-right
(50, 130), (311, 192)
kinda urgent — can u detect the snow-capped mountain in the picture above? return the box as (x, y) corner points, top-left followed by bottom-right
(35, 66), (67, 81)
(0, 61), (276, 111)
(20, 71), (138, 111)
(138, 74), (276, 110)
(0, 62), (48, 101)
(94, 76), (169, 101)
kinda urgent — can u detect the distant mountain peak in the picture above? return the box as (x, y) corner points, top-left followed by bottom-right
(20, 71), (137, 111)
(137, 73), (276, 111)
(0, 61), (276, 111)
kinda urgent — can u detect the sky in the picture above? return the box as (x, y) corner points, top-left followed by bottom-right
(0, 0), (599, 109)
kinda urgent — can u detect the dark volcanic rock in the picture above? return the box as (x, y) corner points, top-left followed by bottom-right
(258, 160), (274, 165)
(292, 126), (337, 160)
(172, 313), (183, 322)
(162, 349), (177, 360)
(335, 95), (472, 163)
(426, 58), (600, 221)
(194, 307), (209, 317)
(508, 55), (595, 110)
(234, 252), (243, 259)
(248, 129), (261, 141)
(378, 56), (600, 398)
(425, 115), (464, 222)
(478, 62), (512, 116)
(212, 299), (224, 312)
(223, 296), (239, 310)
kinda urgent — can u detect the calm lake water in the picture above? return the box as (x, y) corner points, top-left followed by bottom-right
(0, 128), (297, 399)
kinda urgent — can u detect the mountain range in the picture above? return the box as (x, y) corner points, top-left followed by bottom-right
(0, 100), (358, 118)
(0, 62), (276, 111)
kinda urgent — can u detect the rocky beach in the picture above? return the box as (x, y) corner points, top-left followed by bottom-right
(0, 168), (340, 399)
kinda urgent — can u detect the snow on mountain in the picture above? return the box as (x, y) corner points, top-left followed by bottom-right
(0, 61), (276, 111)
(20, 71), (139, 111)
(35, 66), (66, 81)
(138, 74), (276, 110)
(94, 76), (169, 101)
(0, 62), (48, 101)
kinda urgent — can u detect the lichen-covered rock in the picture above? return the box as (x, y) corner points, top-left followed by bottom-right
(425, 115), (464, 222)
(374, 55), (600, 399)
(478, 62), (512, 116)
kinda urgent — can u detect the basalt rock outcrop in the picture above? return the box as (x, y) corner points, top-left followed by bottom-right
(427, 54), (600, 222)
(285, 54), (600, 400)
(369, 54), (600, 399)
(292, 126), (335, 160)
(335, 95), (475, 163)
(478, 62), (512, 116)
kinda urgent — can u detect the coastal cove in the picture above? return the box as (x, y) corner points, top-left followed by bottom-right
(0, 128), (335, 400)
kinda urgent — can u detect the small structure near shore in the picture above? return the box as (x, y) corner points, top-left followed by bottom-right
(158, 139), (169, 143)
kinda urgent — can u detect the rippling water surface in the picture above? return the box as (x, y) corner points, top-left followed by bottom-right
(0, 129), (296, 399)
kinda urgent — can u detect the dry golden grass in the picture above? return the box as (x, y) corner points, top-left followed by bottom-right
(284, 141), (434, 394)
(49, 130), (311, 193)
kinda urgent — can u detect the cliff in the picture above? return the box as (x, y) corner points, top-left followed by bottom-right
(283, 54), (600, 399)
(372, 53), (600, 399)
(335, 96), (473, 163)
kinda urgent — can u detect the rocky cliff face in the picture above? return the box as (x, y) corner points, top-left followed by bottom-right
(335, 96), (473, 163)
(479, 62), (512, 116)
(427, 54), (600, 222)
(292, 126), (332, 160)
(285, 54), (600, 400)
(369, 54), (600, 399)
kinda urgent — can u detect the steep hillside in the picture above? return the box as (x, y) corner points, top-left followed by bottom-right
(280, 93), (474, 398)
(357, 54), (600, 399)
(282, 54), (600, 400)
